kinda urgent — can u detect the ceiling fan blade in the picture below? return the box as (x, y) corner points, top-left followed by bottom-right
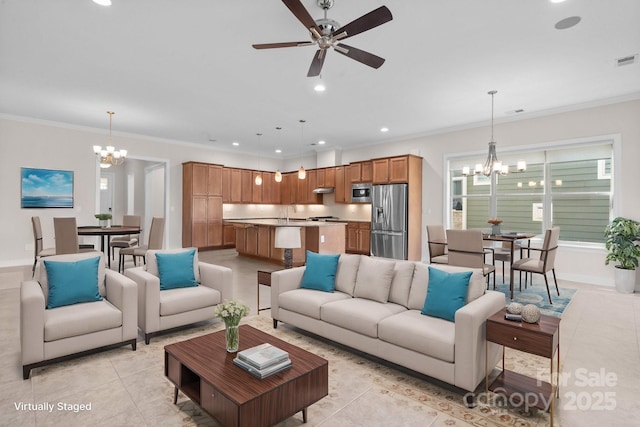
(253, 41), (314, 49)
(334, 43), (385, 69)
(307, 49), (326, 77)
(332, 6), (393, 40)
(282, 0), (321, 35)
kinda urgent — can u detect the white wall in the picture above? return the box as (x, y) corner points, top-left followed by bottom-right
(3, 99), (639, 287)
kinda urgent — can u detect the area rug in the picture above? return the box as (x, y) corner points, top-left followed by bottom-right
(493, 282), (576, 318)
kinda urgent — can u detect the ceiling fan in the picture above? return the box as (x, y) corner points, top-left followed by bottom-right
(252, 0), (393, 77)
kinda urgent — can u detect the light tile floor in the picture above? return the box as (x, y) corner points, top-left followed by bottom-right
(1, 249), (639, 426)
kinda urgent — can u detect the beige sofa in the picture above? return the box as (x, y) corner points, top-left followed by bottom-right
(271, 254), (505, 394)
(21, 252), (137, 379)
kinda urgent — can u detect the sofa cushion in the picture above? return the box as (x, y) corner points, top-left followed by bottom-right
(408, 264), (485, 310)
(44, 256), (103, 309)
(301, 251), (340, 292)
(279, 289), (350, 320)
(147, 248), (201, 283)
(155, 249), (199, 290)
(334, 254), (361, 295)
(44, 299), (122, 342)
(159, 285), (221, 317)
(378, 310), (455, 363)
(37, 252), (106, 305)
(421, 266), (472, 322)
(388, 261), (415, 307)
(320, 298), (406, 338)
(353, 256), (396, 303)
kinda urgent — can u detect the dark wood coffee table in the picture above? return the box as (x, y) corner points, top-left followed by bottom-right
(164, 324), (328, 427)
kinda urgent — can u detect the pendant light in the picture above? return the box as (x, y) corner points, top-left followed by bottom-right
(298, 120), (306, 180)
(274, 127), (283, 182)
(461, 91), (526, 177)
(255, 133), (263, 185)
(93, 111), (127, 168)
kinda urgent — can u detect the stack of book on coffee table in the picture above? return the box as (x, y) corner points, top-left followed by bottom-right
(233, 343), (291, 379)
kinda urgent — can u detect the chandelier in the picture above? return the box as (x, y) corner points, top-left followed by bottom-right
(462, 91), (526, 177)
(93, 111), (127, 169)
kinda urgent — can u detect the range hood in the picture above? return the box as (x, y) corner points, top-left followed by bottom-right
(312, 187), (335, 194)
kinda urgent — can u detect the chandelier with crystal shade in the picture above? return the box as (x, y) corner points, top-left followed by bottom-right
(461, 91), (526, 177)
(93, 111), (127, 169)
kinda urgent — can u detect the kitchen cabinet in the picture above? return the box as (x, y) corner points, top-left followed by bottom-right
(223, 224), (236, 246)
(241, 170), (252, 203)
(183, 162), (224, 249)
(346, 222), (370, 255)
(222, 168), (231, 203)
(372, 155), (414, 184)
(316, 168), (335, 188)
(235, 227), (246, 253)
(252, 171), (263, 204)
(349, 161), (372, 183)
(334, 166), (346, 203)
(257, 225), (270, 258)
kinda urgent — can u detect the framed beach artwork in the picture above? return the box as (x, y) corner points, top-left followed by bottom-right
(21, 167), (74, 208)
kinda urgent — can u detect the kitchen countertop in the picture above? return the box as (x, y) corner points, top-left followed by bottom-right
(224, 218), (348, 227)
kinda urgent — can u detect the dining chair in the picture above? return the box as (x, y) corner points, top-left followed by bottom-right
(110, 215), (142, 260)
(446, 229), (496, 288)
(31, 216), (56, 276)
(493, 240), (531, 282)
(118, 217), (165, 273)
(426, 225), (448, 264)
(53, 217), (96, 255)
(511, 227), (560, 304)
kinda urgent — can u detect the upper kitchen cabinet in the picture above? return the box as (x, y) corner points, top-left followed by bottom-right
(334, 166), (346, 203)
(241, 169), (253, 203)
(349, 161), (372, 183)
(372, 155), (421, 184)
(316, 167), (335, 188)
(222, 167), (243, 203)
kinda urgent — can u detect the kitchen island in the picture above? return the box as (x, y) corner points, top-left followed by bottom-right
(224, 219), (347, 267)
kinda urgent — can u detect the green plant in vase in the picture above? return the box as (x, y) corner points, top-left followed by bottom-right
(604, 216), (640, 293)
(94, 213), (112, 228)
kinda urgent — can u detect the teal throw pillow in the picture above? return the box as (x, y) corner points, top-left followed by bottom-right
(421, 266), (472, 322)
(156, 249), (199, 290)
(301, 251), (340, 292)
(44, 256), (102, 309)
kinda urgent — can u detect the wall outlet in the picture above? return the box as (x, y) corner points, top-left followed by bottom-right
(320, 235), (325, 243)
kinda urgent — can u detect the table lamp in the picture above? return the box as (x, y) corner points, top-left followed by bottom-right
(274, 226), (301, 269)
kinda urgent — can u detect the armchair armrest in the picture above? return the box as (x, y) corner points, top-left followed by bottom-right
(454, 290), (505, 392)
(20, 280), (45, 366)
(125, 267), (161, 335)
(198, 262), (233, 302)
(105, 269), (138, 341)
(270, 267), (305, 320)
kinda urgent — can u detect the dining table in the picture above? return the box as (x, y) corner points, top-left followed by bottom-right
(77, 225), (142, 269)
(482, 233), (535, 299)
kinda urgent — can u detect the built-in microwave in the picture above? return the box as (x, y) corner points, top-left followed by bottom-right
(351, 183), (372, 203)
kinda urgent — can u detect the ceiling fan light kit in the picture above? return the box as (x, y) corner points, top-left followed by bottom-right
(253, 0), (393, 77)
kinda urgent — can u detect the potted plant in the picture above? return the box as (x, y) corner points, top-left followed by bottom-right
(95, 213), (112, 229)
(604, 217), (640, 293)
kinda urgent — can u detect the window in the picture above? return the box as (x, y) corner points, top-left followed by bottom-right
(447, 140), (613, 244)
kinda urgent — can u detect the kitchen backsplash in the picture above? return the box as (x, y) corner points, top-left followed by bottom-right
(223, 193), (371, 221)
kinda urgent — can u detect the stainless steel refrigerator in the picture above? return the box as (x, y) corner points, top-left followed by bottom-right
(370, 183), (408, 260)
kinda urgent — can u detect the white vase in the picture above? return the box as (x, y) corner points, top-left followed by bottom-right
(614, 267), (636, 294)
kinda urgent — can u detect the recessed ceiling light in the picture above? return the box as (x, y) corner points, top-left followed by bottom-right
(232, 142), (239, 146)
(318, 140), (325, 145)
(314, 83), (326, 92)
(275, 149), (282, 153)
(555, 16), (581, 30)
(380, 127), (389, 132)
(92, 0), (112, 6)
(549, 0), (567, 3)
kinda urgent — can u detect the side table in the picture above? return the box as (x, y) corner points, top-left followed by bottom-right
(257, 270), (274, 312)
(485, 308), (560, 426)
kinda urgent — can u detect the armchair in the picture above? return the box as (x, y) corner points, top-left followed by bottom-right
(125, 248), (232, 344)
(21, 252), (137, 379)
